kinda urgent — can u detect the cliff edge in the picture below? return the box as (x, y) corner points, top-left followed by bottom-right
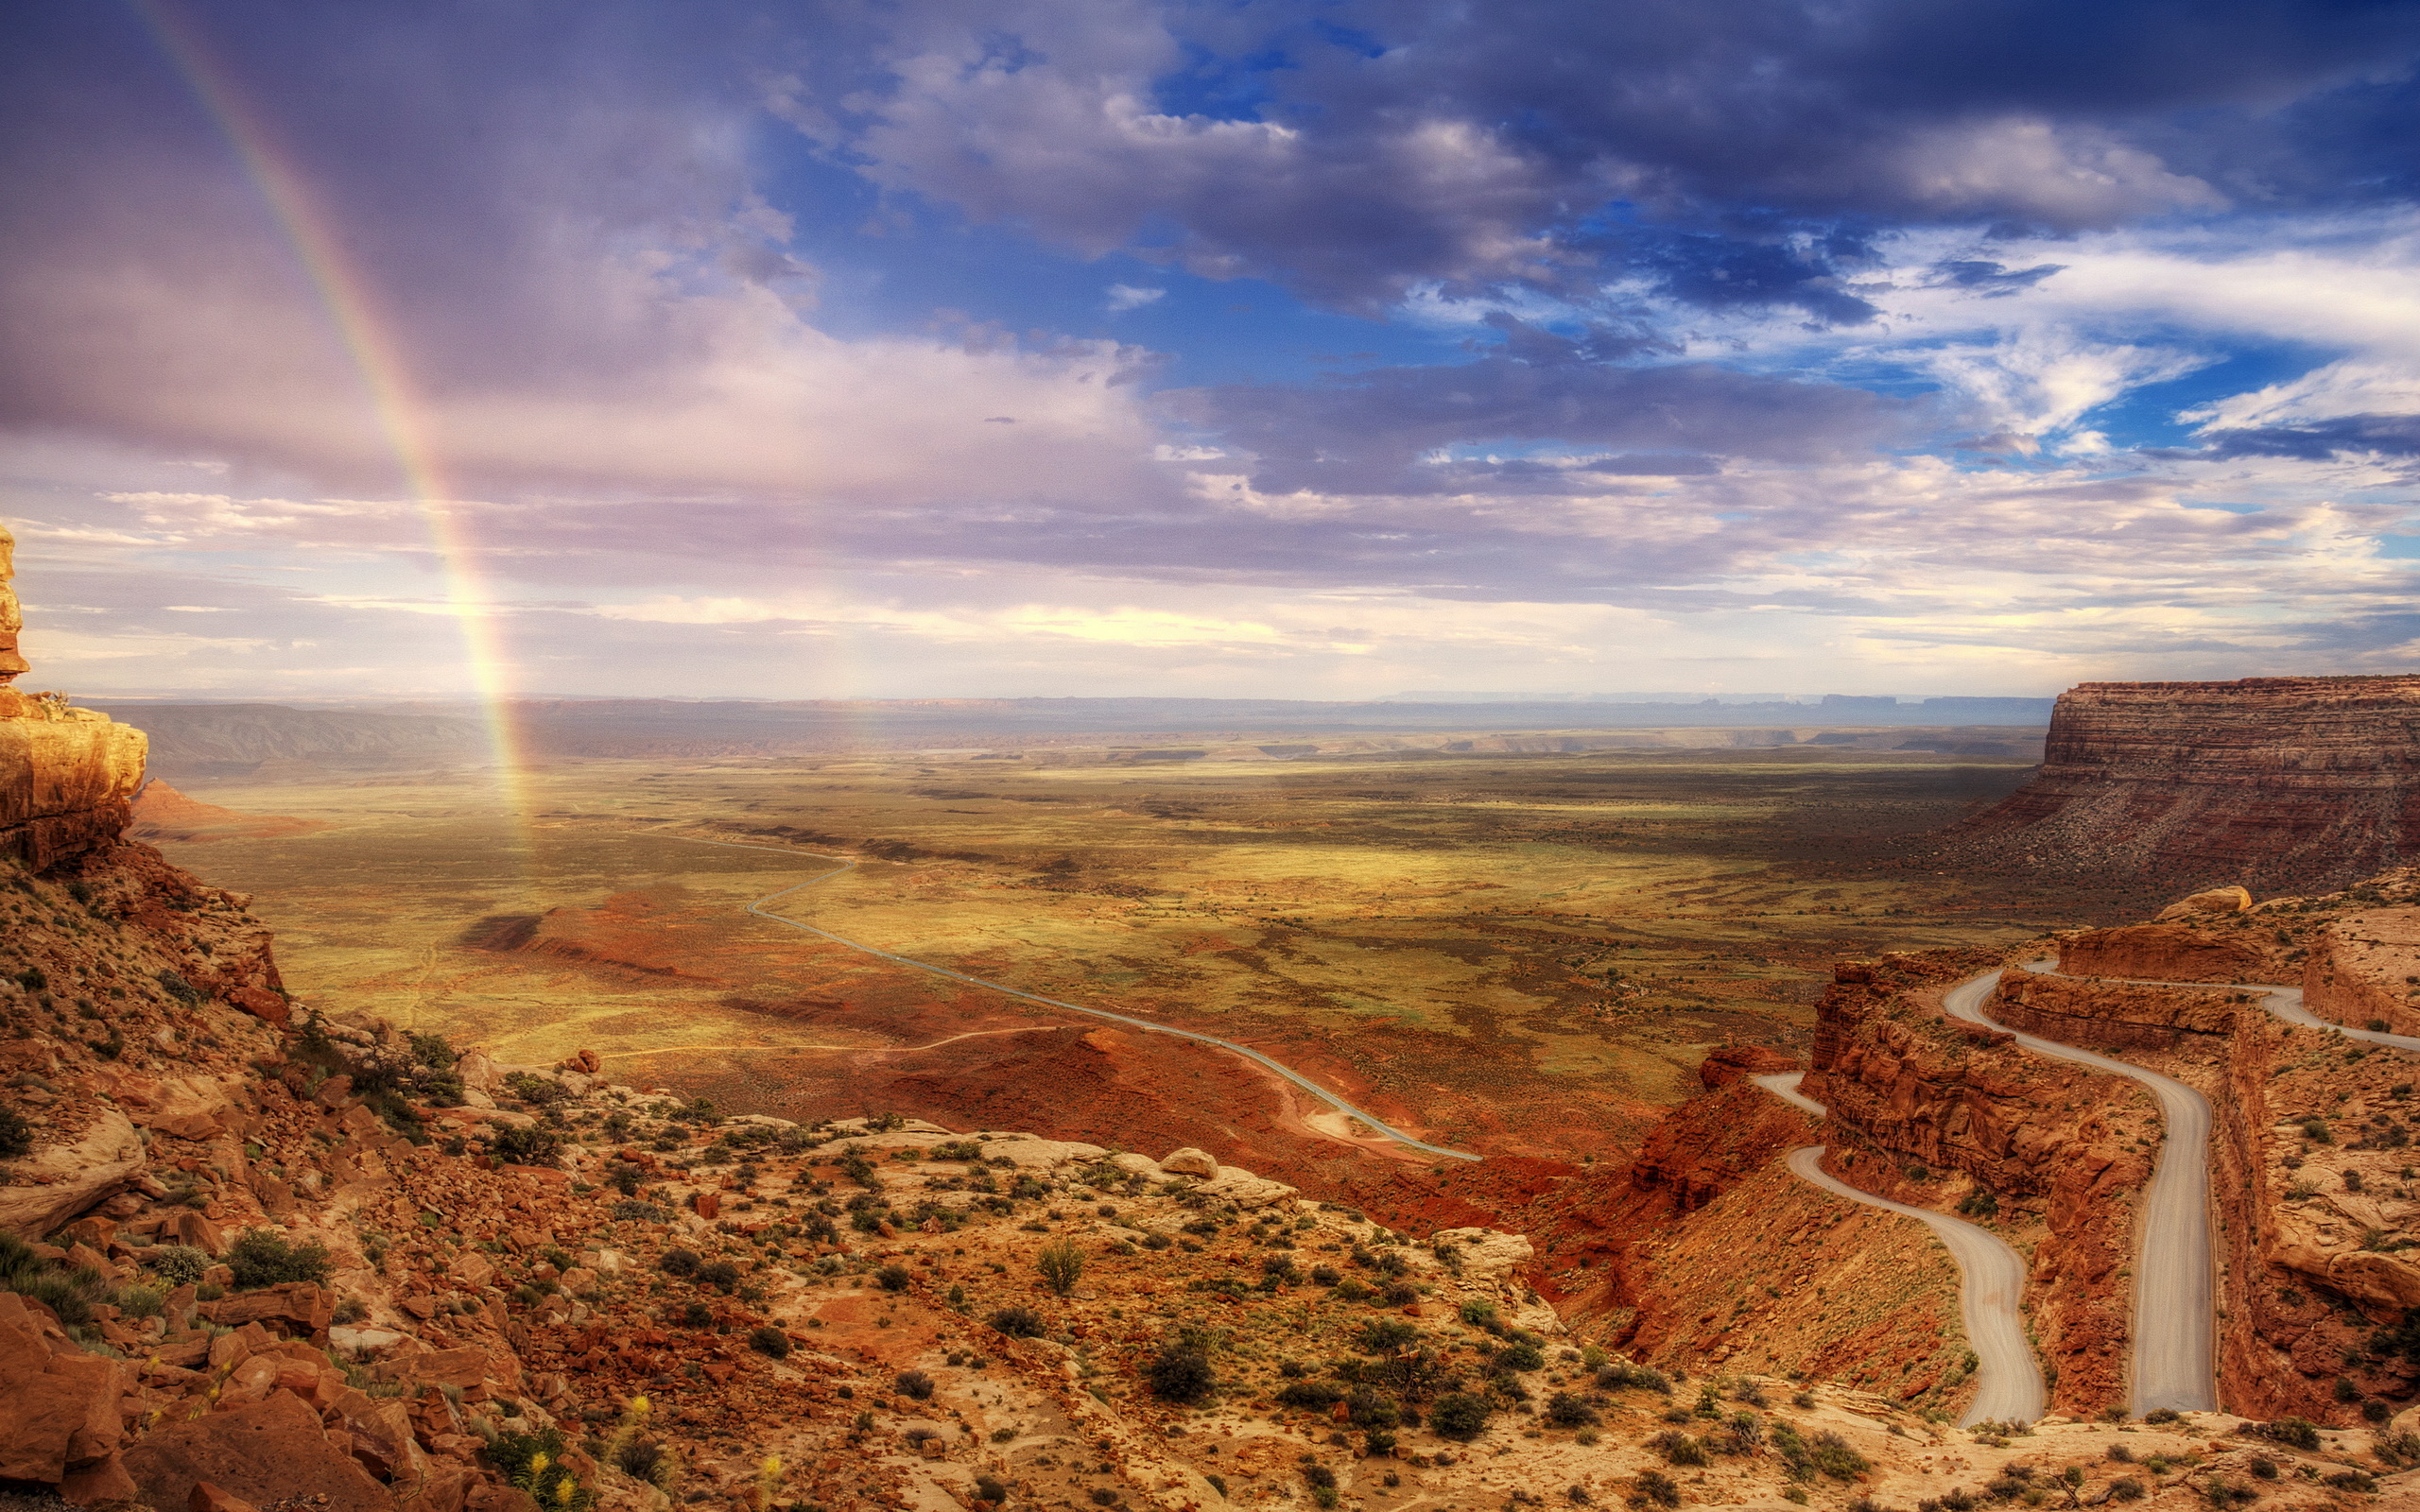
(1952, 676), (2420, 891)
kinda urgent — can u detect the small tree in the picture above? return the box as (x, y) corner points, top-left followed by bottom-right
(1429, 1392), (1493, 1441)
(1036, 1240), (1085, 1297)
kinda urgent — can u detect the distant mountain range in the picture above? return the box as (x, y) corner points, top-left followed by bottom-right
(89, 694), (2056, 776)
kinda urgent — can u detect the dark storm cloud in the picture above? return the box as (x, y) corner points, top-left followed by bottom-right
(1166, 355), (1916, 495)
(828, 0), (2420, 306)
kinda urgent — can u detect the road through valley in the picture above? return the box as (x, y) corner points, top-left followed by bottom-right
(1946, 969), (2218, 1415)
(1754, 1072), (2046, 1427)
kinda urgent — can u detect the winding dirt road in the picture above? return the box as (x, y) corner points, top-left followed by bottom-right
(1946, 968), (2218, 1415)
(1754, 1072), (2047, 1427)
(670, 834), (1483, 1161)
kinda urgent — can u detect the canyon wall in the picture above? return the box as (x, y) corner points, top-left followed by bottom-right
(1955, 676), (2420, 890)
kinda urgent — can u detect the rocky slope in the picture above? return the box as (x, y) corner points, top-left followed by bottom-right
(1951, 676), (2420, 891)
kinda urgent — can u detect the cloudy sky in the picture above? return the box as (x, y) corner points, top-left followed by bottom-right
(4, 0), (2418, 702)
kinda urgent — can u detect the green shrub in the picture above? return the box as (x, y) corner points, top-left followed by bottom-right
(1632, 1469), (1681, 1508)
(147, 1244), (210, 1285)
(2262, 1418), (2321, 1451)
(1545, 1392), (1599, 1428)
(0, 1105), (32, 1160)
(1429, 1392), (1493, 1441)
(695, 1260), (739, 1294)
(1139, 1342), (1215, 1403)
(483, 1427), (591, 1511)
(1357, 1317), (1422, 1353)
(989, 1305), (1047, 1338)
(877, 1264), (911, 1292)
(658, 1247), (700, 1278)
(492, 1125), (563, 1167)
(747, 1325), (789, 1358)
(1276, 1380), (1347, 1410)
(1037, 1240), (1085, 1297)
(1596, 1360), (1672, 1395)
(1651, 1431), (1709, 1467)
(226, 1228), (331, 1290)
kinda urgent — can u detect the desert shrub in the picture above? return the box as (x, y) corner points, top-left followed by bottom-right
(1544, 1393), (1599, 1429)
(1357, 1317), (1422, 1353)
(876, 1263), (911, 1292)
(1276, 1381), (1348, 1411)
(1596, 1361), (1672, 1396)
(2106, 1476), (2144, 1502)
(1149, 1345), (1217, 1403)
(147, 1244), (210, 1285)
(1459, 1298), (1502, 1332)
(612, 1199), (669, 1223)
(0, 1234), (113, 1327)
(484, 1427), (592, 1511)
(1957, 1190), (1999, 1218)
(226, 1228), (331, 1290)
(1631, 1470), (1681, 1508)
(895, 1368), (936, 1400)
(1807, 1430), (1869, 1479)
(503, 1072), (567, 1106)
(2323, 1470), (2377, 1494)
(1495, 1336), (1547, 1372)
(989, 1305), (1047, 1338)
(658, 1247), (700, 1278)
(1429, 1392), (1493, 1441)
(492, 1124), (564, 1167)
(1037, 1240), (1085, 1297)
(155, 969), (200, 1005)
(0, 1105), (32, 1160)
(613, 1437), (665, 1483)
(695, 1260), (739, 1293)
(2259, 1418), (2320, 1451)
(747, 1324), (790, 1358)
(1650, 1432), (1709, 1468)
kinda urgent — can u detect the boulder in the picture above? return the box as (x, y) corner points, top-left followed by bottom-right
(2155, 885), (2255, 920)
(0, 1293), (131, 1483)
(199, 1282), (334, 1336)
(1159, 1147), (1219, 1178)
(1197, 1165), (1294, 1210)
(453, 1051), (503, 1093)
(123, 1392), (391, 1512)
(0, 1108), (145, 1239)
(188, 1483), (263, 1512)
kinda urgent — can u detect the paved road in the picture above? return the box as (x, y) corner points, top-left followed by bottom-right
(666, 833), (1483, 1162)
(1754, 1073), (2046, 1427)
(2017, 960), (2420, 1054)
(1945, 969), (2217, 1415)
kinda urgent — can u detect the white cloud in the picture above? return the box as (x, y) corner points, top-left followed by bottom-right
(1106, 284), (1165, 312)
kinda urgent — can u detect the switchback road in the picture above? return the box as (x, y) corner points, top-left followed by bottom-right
(1754, 1071), (2045, 1427)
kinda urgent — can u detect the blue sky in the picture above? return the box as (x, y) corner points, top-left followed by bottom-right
(2, 0), (2418, 701)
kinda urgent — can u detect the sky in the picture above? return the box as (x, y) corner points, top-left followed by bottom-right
(3, 0), (2419, 704)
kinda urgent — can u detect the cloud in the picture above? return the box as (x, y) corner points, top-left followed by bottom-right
(1105, 284), (1165, 312)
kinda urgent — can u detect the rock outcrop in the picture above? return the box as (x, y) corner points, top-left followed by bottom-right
(0, 525), (147, 869)
(1956, 675), (2420, 890)
(2305, 907), (2420, 1038)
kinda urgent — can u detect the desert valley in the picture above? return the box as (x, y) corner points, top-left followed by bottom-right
(9, 528), (2420, 1511)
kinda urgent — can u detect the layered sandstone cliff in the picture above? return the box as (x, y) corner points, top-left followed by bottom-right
(0, 524), (147, 869)
(1956, 676), (2420, 890)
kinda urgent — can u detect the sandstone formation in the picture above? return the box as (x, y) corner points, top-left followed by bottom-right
(2305, 907), (2420, 1038)
(2057, 922), (2272, 984)
(0, 524), (148, 868)
(1957, 675), (2420, 890)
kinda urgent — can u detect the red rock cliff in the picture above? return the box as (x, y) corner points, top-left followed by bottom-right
(0, 524), (147, 869)
(1956, 676), (2420, 890)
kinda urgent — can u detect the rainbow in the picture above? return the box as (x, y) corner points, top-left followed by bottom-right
(129, 0), (537, 831)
